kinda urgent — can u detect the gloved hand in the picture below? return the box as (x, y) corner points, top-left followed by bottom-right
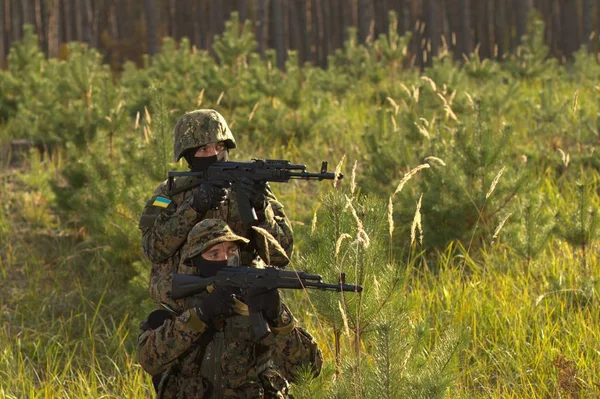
(238, 177), (268, 210)
(245, 287), (281, 323)
(192, 180), (231, 214)
(194, 287), (237, 328)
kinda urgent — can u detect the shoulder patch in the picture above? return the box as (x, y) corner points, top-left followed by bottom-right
(152, 196), (172, 208)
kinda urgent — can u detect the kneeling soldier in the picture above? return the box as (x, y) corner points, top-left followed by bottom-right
(137, 219), (323, 398)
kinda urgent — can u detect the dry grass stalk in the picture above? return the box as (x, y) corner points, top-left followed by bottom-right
(492, 213), (512, 244)
(444, 104), (458, 121)
(345, 195), (370, 248)
(216, 91), (225, 105)
(388, 196), (394, 239)
(415, 121), (430, 139)
(197, 88), (205, 106)
(134, 112), (140, 130)
(486, 166), (506, 200)
(334, 155), (346, 188)
(391, 115), (398, 132)
(410, 194), (423, 246)
(557, 148), (570, 167)
(251, 226), (290, 264)
(144, 106), (152, 125)
(424, 156), (446, 167)
(386, 96), (400, 115)
(335, 233), (352, 259)
(464, 92), (475, 109)
(338, 301), (351, 336)
(248, 102), (260, 121)
(350, 161), (358, 196)
(572, 90), (579, 115)
(393, 164), (431, 196)
(311, 210), (318, 234)
(421, 76), (437, 92)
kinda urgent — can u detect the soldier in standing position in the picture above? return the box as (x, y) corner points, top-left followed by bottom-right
(138, 109), (294, 305)
(137, 219), (322, 398)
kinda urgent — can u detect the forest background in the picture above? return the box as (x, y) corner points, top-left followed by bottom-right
(2, 2), (600, 399)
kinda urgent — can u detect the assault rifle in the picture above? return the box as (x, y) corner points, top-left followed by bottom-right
(167, 159), (343, 228)
(172, 267), (362, 341)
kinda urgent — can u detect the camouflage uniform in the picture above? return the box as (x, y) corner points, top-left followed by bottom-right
(137, 219), (323, 399)
(138, 109), (294, 306)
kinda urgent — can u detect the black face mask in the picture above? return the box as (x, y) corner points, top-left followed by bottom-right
(185, 150), (229, 172)
(188, 155), (218, 172)
(191, 255), (228, 277)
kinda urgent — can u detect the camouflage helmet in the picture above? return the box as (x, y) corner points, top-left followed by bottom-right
(181, 219), (249, 262)
(173, 109), (236, 162)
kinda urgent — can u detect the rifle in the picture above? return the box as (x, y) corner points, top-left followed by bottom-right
(172, 267), (362, 341)
(167, 159), (343, 228)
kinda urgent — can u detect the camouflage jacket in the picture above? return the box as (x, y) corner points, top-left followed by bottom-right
(139, 176), (294, 304)
(137, 300), (323, 399)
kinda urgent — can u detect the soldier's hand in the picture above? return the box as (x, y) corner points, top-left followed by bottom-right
(245, 287), (281, 323)
(194, 287), (236, 328)
(191, 180), (231, 214)
(238, 177), (268, 210)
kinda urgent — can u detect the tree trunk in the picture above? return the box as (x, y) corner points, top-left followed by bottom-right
(374, 0), (388, 38)
(238, 0), (248, 22)
(289, 0), (299, 50)
(357, 0), (372, 43)
(329, 0), (342, 50)
(272, 0), (286, 69)
(62, 0), (72, 42)
(295, 0), (309, 63)
(494, 0), (507, 59)
(560, 0), (580, 58)
(475, 0), (490, 58)
(341, 0), (353, 41)
(0, 0), (5, 69)
(319, 0), (329, 67)
(311, 0), (320, 63)
(10, 0), (21, 41)
(447, 0), (471, 59)
(582, 0), (594, 47)
(423, 0), (438, 65)
(81, 0), (92, 45)
(22, 0), (34, 27)
(514, 0), (529, 44)
(35, 0), (46, 51)
(257, 0), (268, 56)
(47, 0), (59, 57)
(144, 0), (158, 55)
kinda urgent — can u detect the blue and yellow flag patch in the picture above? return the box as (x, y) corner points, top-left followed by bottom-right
(152, 196), (172, 208)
